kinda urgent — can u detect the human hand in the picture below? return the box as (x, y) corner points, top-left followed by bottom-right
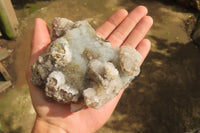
(26, 6), (153, 133)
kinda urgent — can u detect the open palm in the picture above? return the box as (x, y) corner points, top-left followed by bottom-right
(26, 6), (153, 133)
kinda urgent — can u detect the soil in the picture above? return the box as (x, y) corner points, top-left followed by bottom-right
(0, 0), (200, 133)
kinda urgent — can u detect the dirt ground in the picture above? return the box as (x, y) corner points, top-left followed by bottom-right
(0, 0), (200, 133)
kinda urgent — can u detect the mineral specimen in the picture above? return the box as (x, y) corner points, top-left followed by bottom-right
(31, 17), (142, 111)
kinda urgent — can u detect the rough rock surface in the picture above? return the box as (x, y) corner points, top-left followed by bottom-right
(31, 17), (142, 111)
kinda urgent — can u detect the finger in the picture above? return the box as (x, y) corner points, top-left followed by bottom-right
(107, 6), (148, 47)
(31, 18), (51, 65)
(136, 39), (151, 65)
(96, 9), (128, 39)
(123, 16), (153, 48)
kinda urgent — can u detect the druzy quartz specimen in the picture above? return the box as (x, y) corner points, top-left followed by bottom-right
(31, 17), (142, 111)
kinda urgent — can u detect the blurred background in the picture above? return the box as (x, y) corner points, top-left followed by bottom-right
(0, 0), (199, 132)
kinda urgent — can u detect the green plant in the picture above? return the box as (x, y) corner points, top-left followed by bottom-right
(24, 3), (38, 13)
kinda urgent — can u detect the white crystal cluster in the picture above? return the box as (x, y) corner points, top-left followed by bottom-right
(31, 17), (142, 111)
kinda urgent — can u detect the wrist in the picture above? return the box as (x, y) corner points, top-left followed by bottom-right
(32, 116), (67, 133)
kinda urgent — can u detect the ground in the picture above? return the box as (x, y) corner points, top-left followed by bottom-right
(0, 0), (200, 133)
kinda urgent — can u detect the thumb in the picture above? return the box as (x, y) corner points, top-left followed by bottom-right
(26, 18), (51, 81)
(30, 18), (51, 65)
